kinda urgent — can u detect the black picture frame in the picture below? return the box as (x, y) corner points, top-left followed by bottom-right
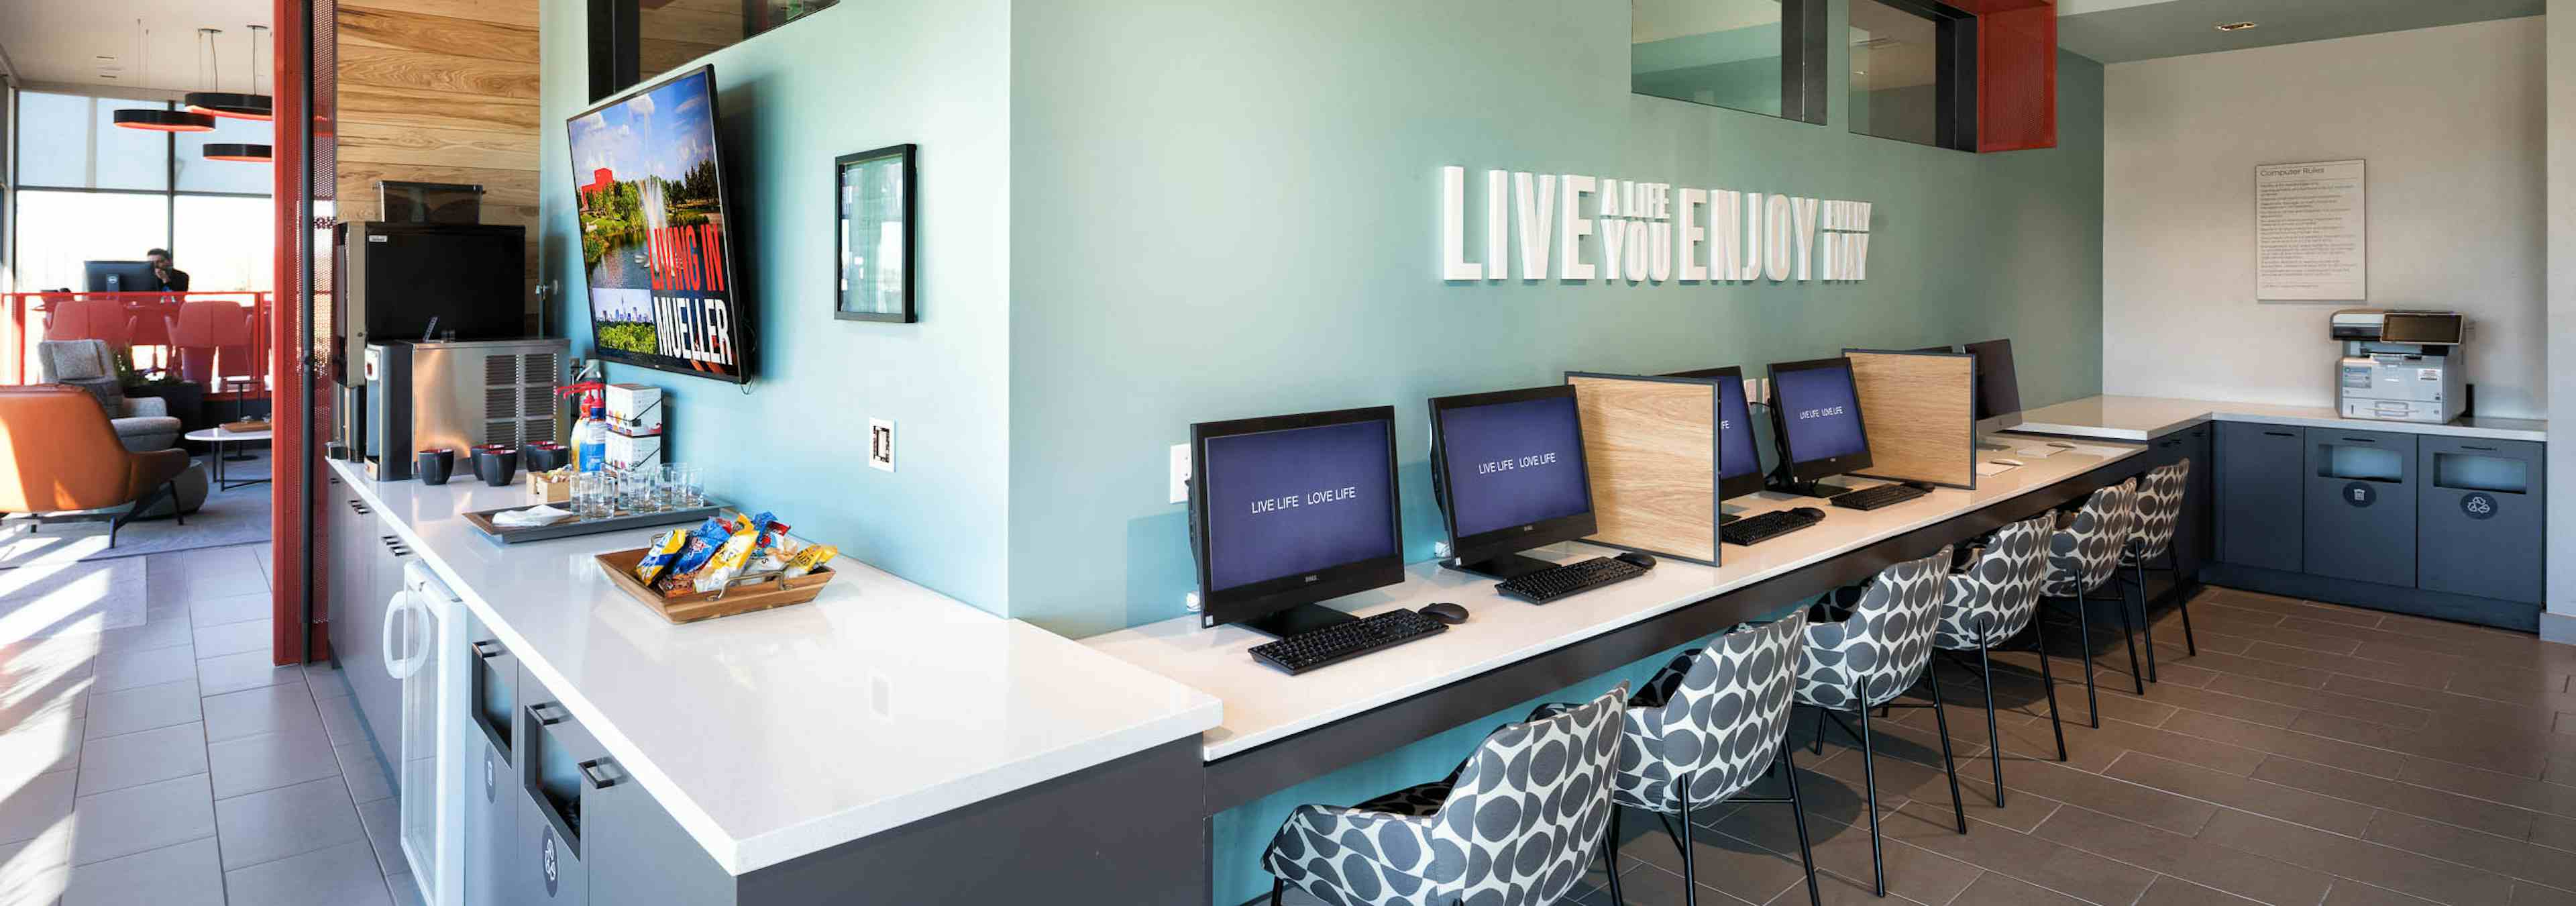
(834, 143), (917, 323)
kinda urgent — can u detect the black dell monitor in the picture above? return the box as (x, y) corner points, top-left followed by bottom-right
(1963, 338), (2023, 431)
(1662, 366), (1767, 511)
(84, 260), (162, 293)
(1428, 385), (1597, 581)
(1766, 356), (1874, 497)
(1189, 406), (1405, 637)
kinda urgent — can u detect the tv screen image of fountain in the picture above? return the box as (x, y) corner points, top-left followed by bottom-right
(566, 64), (749, 383)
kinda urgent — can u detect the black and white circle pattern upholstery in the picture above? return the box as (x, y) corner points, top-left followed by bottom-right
(1794, 549), (1953, 713)
(2039, 479), (2139, 599)
(2123, 460), (2190, 564)
(1262, 686), (1627, 906)
(1933, 513), (2055, 650)
(1611, 613), (1809, 815)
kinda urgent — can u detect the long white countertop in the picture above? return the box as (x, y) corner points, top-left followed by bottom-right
(2014, 395), (2546, 443)
(1083, 443), (2142, 762)
(326, 459), (1220, 875)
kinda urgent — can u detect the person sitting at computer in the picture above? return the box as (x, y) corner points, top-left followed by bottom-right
(145, 248), (191, 293)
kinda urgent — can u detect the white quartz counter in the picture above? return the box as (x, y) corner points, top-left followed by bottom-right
(326, 459), (1220, 875)
(2013, 395), (2546, 444)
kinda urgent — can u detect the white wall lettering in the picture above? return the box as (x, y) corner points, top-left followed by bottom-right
(1559, 174), (1597, 280)
(1441, 165), (1874, 287)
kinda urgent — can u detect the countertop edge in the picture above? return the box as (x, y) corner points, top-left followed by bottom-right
(2014, 397), (2546, 443)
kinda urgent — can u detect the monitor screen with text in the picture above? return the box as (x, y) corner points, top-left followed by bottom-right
(1438, 395), (1593, 538)
(1200, 419), (1399, 591)
(1776, 363), (1867, 464)
(1719, 377), (1760, 482)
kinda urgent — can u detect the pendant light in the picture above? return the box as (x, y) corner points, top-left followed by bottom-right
(113, 21), (215, 132)
(185, 25), (272, 120)
(202, 143), (272, 162)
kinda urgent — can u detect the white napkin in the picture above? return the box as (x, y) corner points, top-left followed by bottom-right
(492, 505), (575, 527)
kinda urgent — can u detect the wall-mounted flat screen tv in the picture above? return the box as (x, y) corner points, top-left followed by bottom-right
(566, 64), (751, 383)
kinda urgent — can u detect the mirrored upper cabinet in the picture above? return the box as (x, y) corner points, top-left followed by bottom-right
(1631, 0), (1827, 124)
(590, 0), (840, 101)
(1848, 0), (1976, 151)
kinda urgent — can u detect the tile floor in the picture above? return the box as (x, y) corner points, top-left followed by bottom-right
(1274, 587), (2576, 906)
(0, 543), (415, 906)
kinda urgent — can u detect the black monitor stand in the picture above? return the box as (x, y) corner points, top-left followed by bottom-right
(1240, 602), (1359, 639)
(1768, 473), (1860, 499)
(1441, 552), (1559, 581)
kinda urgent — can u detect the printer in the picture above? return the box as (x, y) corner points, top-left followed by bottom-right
(2329, 309), (2465, 423)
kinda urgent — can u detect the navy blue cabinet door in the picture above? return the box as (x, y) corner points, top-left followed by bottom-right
(2303, 427), (2416, 588)
(2417, 436), (2543, 603)
(2216, 422), (2304, 572)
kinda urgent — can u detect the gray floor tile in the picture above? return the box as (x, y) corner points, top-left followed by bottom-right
(315, 693), (365, 746)
(201, 682), (321, 744)
(386, 870), (426, 906)
(61, 836), (223, 906)
(75, 722), (208, 796)
(213, 775), (365, 870)
(154, 574), (268, 611)
(82, 678), (201, 739)
(305, 662), (352, 699)
(0, 770), (76, 846)
(357, 795), (400, 876)
(67, 773), (214, 866)
(197, 650), (305, 697)
(0, 826), (72, 906)
(92, 644), (195, 693)
(223, 840), (392, 906)
(0, 715), (87, 778)
(208, 723), (341, 799)
(191, 619), (270, 658)
(337, 740), (394, 804)
(92, 617), (193, 655)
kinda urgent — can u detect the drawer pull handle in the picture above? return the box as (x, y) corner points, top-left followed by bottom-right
(472, 640), (505, 660)
(528, 702), (569, 727)
(2342, 437), (2376, 444)
(2263, 431), (2295, 438)
(2465, 445), (2497, 452)
(579, 758), (623, 790)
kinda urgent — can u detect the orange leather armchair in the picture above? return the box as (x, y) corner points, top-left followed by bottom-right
(0, 386), (191, 546)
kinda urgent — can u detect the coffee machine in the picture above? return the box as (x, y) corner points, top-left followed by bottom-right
(2328, 309), (2465, 423)
(362, 338), (568, 479)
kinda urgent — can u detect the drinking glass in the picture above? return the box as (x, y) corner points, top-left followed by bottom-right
(573, 472), (612, 520)
(672, 464), (704, 507)
(616, 468), (653, 513)
(658, 464), (687, 509)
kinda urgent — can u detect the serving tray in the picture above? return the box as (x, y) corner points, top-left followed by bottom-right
(594, 546), (837, 624)
(461, 499), (727, 546)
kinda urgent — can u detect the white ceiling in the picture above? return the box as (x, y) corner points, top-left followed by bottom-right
(2055, 0), (2544, 63)
(0, 0), (272, 96)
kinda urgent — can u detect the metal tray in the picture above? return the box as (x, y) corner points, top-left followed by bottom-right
(461, 499), (728, 546)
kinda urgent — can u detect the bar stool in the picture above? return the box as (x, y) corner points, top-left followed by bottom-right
(1263, 686), (1627, 906)
(2118, 460), (2196, 683)
(2038, 480), (2142, 728)
(1931, 513), (2067, 806)
(1796, 548), (1966, 897)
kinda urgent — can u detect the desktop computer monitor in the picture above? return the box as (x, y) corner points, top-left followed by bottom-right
(1189, 406), (1405, 636)
(84, 260), (161, 293)
(1428, 385), (1597, 580)
(1963, 338), (2023, 431)
(1662, 366), (1767, 505)
(1766, 356), (1874, 497)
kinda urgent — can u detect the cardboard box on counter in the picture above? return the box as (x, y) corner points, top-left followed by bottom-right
(606, 383), (663, 436)
(526, 468), (573, 504)
(607, 432), (661, 471)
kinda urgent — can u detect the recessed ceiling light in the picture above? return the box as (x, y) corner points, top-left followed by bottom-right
(2216, 21), (2258, 32)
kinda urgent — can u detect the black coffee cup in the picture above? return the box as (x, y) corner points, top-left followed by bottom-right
(474, 448), (519, 487)
(523, 444), (569, 472)
(415, 448), (455, 485)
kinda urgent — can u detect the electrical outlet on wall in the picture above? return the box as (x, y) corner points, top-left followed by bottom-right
(869, 419), (896, 472)
(1169, 444), (1191, 504)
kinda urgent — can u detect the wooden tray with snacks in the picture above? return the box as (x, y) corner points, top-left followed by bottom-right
(594, 546), (837, 624)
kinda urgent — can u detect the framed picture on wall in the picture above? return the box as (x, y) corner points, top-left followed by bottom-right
(835, 144), (917, 322)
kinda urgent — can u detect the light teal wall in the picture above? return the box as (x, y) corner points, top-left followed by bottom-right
(537, 0), (1014, 611)
(1006, 1), (2107, 640)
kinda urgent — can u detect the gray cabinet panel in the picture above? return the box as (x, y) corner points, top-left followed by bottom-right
(2178, 425), (2214, 578)
(2418, 436), (2544, 603)
(2303, 427), (2416, 588)
(517, 666), (600, 906)
(2216, 422), (2304, 571)
(470, 730), (523, 906)
(343, 527), (407, 771)
(518, 784), (588, 906)
(586, 760), (737, 906)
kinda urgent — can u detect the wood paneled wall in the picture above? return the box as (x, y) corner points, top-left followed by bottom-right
(333, 0), (542, 324)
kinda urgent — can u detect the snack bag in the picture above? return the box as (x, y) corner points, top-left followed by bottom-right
(632, 528), (689, 587)
(691, 519), (765, 593)
(745, 512), (790, 562)
(656, 516), (740, 592)
(750, 535), (801, 576)
(782, 544), (838, 579)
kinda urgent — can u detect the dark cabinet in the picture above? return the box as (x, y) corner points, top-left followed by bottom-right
(2418, 436), (2544, 603)
(2302, 427), (2416, 588)
(2177, 425), (2215, 579)
(2216, 422), (2304, 572)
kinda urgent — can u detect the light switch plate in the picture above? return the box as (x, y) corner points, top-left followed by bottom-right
(869, 419), (896, 472)
(1169, 444), (1191, 504)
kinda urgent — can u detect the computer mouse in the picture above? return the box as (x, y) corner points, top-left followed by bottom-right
(1420, 602), (1470, 625)
(1616, 551), (1657, 570)
(1792, 507), (1826, 519)
(1995, 458), (2025, 466)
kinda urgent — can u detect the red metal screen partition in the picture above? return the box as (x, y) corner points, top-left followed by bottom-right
(1945, 0), (2058, 153)
(272, 0), (317, 666)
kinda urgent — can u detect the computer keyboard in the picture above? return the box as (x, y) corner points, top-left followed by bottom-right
(1250, 609), (1448, 676)
(1722, 507), (1825, 546)
(1495, 556), (1648, 605)
(1831, 483), (1931, 511)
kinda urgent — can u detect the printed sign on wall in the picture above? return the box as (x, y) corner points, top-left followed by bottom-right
(1438, 166), (1874, 284)
(2255, 159), (2366, 301)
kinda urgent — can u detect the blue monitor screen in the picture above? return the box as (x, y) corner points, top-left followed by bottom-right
(1718, 378), (1759, 481)
(1776, 364), (1867, 464)
(1439, 395), (1593, 538)
(1201, 419), (1398, 591)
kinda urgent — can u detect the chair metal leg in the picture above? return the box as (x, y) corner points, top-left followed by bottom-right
(1271, 879), (1285, 906)
(1603, 804), (1626, 906)
(1811, 705), (1827, 756)
(2110, 590), (2145, 695)
(2069, 597), (2101, 728)
(1856, 705), (1886, 896)
(1978, 642), (2004, 807)
(1780, 747), (1822, 906)
(1675, 772), (1698, 905)
(1924, 668), (1968, 834)
(2167, 552), (2198, 656)
(2132, 562), (2156, 683)
(2031, 616), (2069, 761)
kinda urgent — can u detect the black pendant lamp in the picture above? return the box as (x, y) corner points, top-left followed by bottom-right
(111, 21), (216, 132)
(202, 143), (272, 162)
(184, 26), (272, 121)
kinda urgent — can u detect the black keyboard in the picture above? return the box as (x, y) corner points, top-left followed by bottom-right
(1831, 483), (1931, 511)
(1495, 556), (1648, 605)
(1250, 609), (1448, 675)
(1722, 508), (1825, 546)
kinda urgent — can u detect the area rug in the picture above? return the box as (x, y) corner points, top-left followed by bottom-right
(0, 450), (275, 567)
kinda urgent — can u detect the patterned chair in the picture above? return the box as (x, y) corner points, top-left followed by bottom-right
(36, 340), (181, 452)
(2116, 460), (2196, 683)
(1796, 548), (1966, 897)
(2039, 480), (2143, 729)
(1932, 513), (2066, 806)
(1532, 614), (1822, 906)
(1263, 686), (1627, 906)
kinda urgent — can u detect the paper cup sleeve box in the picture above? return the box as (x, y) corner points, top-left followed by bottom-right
(606, 383), (663, 436)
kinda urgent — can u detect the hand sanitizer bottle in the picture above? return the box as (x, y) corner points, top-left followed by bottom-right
(577, 397), (609, 472)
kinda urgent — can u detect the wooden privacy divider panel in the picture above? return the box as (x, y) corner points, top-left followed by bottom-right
(1846, 350), (1976, 489)
(1566, 374), (1721, 564)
